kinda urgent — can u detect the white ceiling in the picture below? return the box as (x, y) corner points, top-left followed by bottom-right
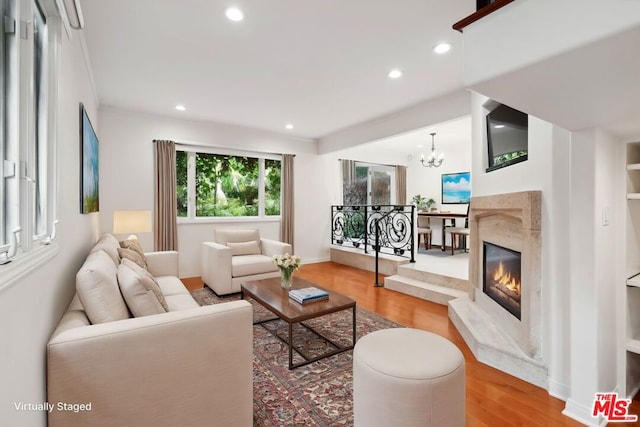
(340, 115), (472, 160)
(80, 0), (475, 139)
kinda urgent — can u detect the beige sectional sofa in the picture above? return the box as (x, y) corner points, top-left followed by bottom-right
(47, 234), (253, 427)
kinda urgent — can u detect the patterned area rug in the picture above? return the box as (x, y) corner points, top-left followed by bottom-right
(191, 287), (402, 426)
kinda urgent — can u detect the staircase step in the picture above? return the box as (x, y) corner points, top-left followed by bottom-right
(384, 275), (468, 306)
(330, 246), (410, 276)
(397, 263), (470, 293)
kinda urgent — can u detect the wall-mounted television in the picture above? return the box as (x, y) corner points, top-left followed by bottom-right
(442, 171), (471, 204)
(486, 103), (528, 172)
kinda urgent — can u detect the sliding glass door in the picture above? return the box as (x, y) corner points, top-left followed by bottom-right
(343, 162), (395, 206)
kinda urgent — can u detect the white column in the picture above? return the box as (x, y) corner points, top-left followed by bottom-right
(563, 129), (619, 425)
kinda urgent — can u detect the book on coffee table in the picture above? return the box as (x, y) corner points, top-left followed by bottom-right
(289, 287), (329, 304)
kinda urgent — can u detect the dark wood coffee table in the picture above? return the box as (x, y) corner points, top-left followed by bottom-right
(241, 277), (356, 369)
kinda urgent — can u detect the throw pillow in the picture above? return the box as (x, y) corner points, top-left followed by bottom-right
(118, 247), (147, 270)
(226, 240), (261, 256)
(76, 250), (131, 324)
(117, 259), (169, 317)
(119, 237), (144, 254)
(121, 258), (169, 311)
(119, 238), (148, 269)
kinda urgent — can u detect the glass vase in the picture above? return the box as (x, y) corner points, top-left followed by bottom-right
(281, 269), (293, 290)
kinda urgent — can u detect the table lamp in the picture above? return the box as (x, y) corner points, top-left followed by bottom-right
(113, 210), (152, 241)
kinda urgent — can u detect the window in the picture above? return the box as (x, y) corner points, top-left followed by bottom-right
(176, 149), (281, 219)
(1, 0), (8, 248)
(342, 161), (395, 206)
(176, 150), (188, 217)
(1, 0), (58, 263)
(32, 0), (48, 237)
(264, 159), (281, 216)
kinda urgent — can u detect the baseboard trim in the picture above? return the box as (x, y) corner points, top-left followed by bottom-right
(302, 256), (330, 264)
(563, 398), (604, 427)
(547, 377), (570, 401)
(628, 383), (640, 400)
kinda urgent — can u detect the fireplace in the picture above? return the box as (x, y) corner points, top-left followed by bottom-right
(483, 242), (522, 320)
(449, 191), (543, 386)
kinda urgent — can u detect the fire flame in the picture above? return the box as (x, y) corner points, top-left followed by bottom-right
(492, 261), (521, 294)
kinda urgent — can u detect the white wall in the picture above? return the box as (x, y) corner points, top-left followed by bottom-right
(564, 129), (620, 425)
(0, 29), (100, 426)
(594, 131), (619, 394)
(471, 92), (572, 400)
(98, 107), (322, 277)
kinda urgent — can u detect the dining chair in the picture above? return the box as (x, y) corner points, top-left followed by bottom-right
(416, 215), (432, 250)
(446, 204), (470, 255)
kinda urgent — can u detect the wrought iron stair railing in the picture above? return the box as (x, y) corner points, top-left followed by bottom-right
(331, 204), (416, 269)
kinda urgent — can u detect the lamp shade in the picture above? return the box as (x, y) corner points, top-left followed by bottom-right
(113, 210), (152, 235)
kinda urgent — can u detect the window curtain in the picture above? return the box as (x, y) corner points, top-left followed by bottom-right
(341, 159), (356, 204)
(280, 154), (295, 251)
(153, 140), (178, 251)
(396, 165), (407, 205)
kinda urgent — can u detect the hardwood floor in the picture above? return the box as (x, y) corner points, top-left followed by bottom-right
(183, 261), (639, 426)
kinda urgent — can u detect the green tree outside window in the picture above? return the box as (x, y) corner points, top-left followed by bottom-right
(176, 151), (188, 217)
(176, 150), (281, 218)
(265, 159), (281, 216)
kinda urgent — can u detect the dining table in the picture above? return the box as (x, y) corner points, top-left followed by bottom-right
(417, 211), (468, 251)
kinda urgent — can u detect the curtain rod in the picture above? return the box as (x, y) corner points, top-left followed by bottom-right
(338, 158), (398, 168)
(153, 139), (294, 157)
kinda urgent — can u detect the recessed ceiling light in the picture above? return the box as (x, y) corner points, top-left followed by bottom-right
(433, 42), (452, 54)
(417, 144), (423, 148)
(494, 124), (505, 129)
(285, 123), (293, 130)
(175, 104), (186, 111)
(388, 69), (403, 79)
(225, 7), (244, 22)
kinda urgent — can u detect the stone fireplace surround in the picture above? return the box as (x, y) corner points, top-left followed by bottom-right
(449, 190), (547, 388)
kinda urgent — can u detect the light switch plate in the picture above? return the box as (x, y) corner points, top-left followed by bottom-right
(602, 206), (610, 226)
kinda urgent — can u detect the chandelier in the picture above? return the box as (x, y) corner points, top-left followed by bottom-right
(420, 132), (445, 168)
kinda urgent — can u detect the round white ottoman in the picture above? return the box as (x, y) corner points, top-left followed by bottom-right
(353, 328), (465, 427)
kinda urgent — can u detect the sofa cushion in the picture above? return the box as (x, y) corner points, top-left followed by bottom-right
(89, 233), (120, 267)
(156, 276), (191, 297)
(125, 259), (169, 310)
(119, 238), (148, 269)
(76, 250), (130, 324)
(117, 259), (168, 317)
(122, 258), (168, 304)
(226, 240), (261, 256)
(118, 247), (147, 269)
(232, 254), (279, 277)
(215, 229), (260, 247)
(164, 294), (200, 311)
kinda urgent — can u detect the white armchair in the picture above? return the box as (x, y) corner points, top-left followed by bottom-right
(201, 229), (292, 295)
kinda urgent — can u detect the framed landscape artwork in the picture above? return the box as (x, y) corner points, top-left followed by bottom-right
(80, 103), (99, 213)
(441, 171), (471, 204)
